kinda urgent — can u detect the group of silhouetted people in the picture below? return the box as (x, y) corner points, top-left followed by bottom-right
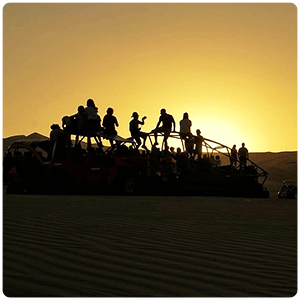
(49, 99), (249, 168)
(50, 100), (203, 153)
(63, 99), (119, 137)
(230, 143), (249, 169)
(50, 99), (119, 146)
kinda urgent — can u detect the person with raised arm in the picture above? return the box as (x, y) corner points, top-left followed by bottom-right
(129, 112), (148, 150)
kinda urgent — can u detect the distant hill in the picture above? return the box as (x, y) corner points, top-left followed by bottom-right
(249, 152), (297, 193)
(3, 132), (92, 153)
(26, 132), (49, 140)
(3, 132), (49, 152)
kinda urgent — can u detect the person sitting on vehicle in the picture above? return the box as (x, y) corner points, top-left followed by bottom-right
(152, 108), (175, 150)
(61, 105), (87, 133)
(50, 124), (63, 141)
(215, 155), (221, 166)
(238, 143), (249, 170)
(61, 116), (74, 131)
(67, 105), (89, 144)
(85, 99), (101, 131)
(230, 144), (238, 167)
(68, 105), (88, 132)
(129, 112), (148, 150)
(103, 107), (119, 135)
(103, 107), (119, 146)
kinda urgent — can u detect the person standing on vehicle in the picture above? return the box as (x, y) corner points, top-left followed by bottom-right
(152, 108), (175, 150)
(129, 112), (148, 150)
(49, 124), (66, 161)
(238, 143), (249, 170)
(193, 129), (203, 159)
(179, 112), (192, 139)
(179, 112), (192, 152)
(230, 144), (238, 167)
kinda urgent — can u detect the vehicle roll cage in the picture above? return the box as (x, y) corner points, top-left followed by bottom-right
(67, 130), (134, 155)
(148, 131), (269, 184)
(64, 129), (268, 184)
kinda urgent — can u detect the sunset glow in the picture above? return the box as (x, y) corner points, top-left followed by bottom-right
(3, 3), (297, 152)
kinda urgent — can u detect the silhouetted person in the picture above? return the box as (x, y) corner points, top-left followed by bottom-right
(103, 107), (119, 135)
(179, 112), (192, 152)
(71, 105), (88, 132)
(179, 112), (192, 138)
(162, 146), (171, 157)
(103, 107), (119, 146)
(50, 124), (63, 141)
(187, 137), (195, 156)
(238, 143), (249, 169)
(170, 146), (175, 157)
(68, 105), (89, 144)
(85, 99), (101, 131)
(152, 108), (175, 149)
(61, 116), (73, 131)
(129, 112), (148, 150)
(230, 144), (238, 167)
(151, 145), (160, 156)
(49, 124), (66, 161)
(193, 129), (203, 159)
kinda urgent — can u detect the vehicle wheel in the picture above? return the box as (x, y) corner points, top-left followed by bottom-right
(123, 177), (136, 194)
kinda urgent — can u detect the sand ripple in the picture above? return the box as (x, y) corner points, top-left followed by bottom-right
(3, 194), (297, 296)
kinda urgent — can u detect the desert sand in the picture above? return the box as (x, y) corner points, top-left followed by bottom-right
(3, 191), (297, 297)
(2, 151), (297, 297)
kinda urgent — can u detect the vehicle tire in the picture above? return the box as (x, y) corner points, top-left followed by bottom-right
(122, 177), (136, 195)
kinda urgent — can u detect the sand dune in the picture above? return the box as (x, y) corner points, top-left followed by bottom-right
(249, 152), (297, 193)
(3, 193), (297, 297)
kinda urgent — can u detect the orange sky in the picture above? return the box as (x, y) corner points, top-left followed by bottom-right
(3, 3), (297, 152)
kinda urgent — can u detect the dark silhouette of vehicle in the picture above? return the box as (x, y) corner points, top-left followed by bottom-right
(3, 132), (176, 195)
(3, 130), (269, 197)
(277, 180), (297, 199)
(3, 139), (53, 194)
(159, 133), (270, 198)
